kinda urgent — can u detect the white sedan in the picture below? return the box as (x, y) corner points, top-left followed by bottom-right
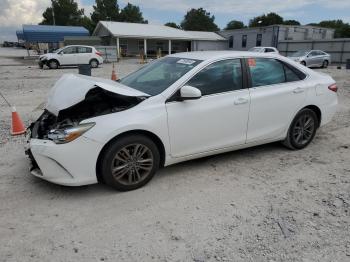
(26, 51), (338, 191)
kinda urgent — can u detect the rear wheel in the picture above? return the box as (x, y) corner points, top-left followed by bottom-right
(100, 135), (160, 191)
(48, 60), (59, 69)
(283, 109), (318, 150)
(89, 59), (99, 68)
(322, 60), (328, 68)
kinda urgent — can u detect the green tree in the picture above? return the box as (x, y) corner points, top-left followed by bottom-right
(165, 22), (181, 29)
(311, 20), (350, 38)
(40, 0), (84, 26)
(80, 15), (95, 34)
(119, 3), (147, 23)
(249, 12), (283, 27)
(180, 8), (219, 31)
(224, 20), (245, 30)
(283, 19), (300, 25)
(91, 0), (119, 25)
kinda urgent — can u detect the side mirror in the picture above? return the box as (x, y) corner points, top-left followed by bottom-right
(180, 85), (201, 100)
(58, 51), (63, 55)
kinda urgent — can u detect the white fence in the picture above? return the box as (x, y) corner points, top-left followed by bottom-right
(278, 39), (350, 64)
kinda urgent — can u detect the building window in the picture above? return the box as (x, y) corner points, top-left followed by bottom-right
(138, 40), (144, 51)
(156, 41), (165, 51)
(242, 35), (247, 48)
(256, 34), (262, 46)
(119, 39), (128, 52)
(229, 36), (234, 48)
(172, 42), (180, 51)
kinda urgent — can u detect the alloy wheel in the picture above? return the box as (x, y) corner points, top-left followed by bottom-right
(90, 60), (98, 68)
(111, 143), (154, 186)
(292, 114), (315, 146)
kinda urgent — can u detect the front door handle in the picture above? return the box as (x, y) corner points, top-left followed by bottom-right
(234, 98), (248, 105)
(293, 87), (304, 94)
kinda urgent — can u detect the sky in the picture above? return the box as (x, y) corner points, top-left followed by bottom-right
(0, 0), (349, 42)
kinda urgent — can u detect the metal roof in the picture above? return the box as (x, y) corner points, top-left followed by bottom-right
(186, 31), (226, 41)
(93, 21), (226, 41)
(22, 25), (89, 43)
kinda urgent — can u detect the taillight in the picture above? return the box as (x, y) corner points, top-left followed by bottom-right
(95, 51), (102, 56)
(328, 83), (337, 92)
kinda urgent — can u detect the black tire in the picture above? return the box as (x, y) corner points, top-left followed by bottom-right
(322, 60), (328, 68)
(100, 134), (160, 191)
(48, 59), (59, 69)
(283, 109), (318, 150)
(300, 61), (306, 66)
(89, 59), (99, 68)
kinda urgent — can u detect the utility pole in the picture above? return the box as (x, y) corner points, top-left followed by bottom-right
(51, 0), (56, 25)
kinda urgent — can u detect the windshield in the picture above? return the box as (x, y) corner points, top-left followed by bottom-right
(249, 47), (263, 52)
(290, 50), (309, 57)
(52, 48), (63, 53)
(119, 57), (202, 96)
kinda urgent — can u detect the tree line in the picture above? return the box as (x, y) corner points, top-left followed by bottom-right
(40, 0), (350, 38)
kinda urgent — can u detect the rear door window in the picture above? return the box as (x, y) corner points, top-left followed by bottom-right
(248, 58), (306, 87)
(265, 48), (275, 53)
(77, 47), (92, 53)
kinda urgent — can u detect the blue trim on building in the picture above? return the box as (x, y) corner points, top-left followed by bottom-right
(16, 30), (24, 41)
(22, 25), (89, 43)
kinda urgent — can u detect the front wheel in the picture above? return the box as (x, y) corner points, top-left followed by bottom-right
(48, 60), (59, 69)
(283, 109), (318, 150)
(100, 135), (160, 191)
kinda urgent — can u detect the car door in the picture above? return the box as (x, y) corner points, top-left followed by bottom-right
(59, 46), (78, 65)
(76, 46), (93, 64)
(166, 59), (250, 157)
(306, 51), (320, 67)
(246, 57), (308, 142)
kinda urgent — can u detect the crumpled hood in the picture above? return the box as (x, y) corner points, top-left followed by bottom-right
(46, 74), (149, 116)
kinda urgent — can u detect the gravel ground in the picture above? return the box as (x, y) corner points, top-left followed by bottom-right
(0, 47), (349, 262)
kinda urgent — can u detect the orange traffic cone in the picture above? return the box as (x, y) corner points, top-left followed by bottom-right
(11, 106), (26, 136)
(111, 63), (118, 81)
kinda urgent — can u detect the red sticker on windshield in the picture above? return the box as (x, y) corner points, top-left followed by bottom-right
(248, 58), (256, 67)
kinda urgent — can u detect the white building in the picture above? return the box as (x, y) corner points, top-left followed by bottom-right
(92, 21), (227, 57)
(218, 25), (335, 51)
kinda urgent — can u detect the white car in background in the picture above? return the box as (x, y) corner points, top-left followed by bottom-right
(27, 51), (337, 191)
(249, 46), (279, 54)
(38, 45), (104, 69)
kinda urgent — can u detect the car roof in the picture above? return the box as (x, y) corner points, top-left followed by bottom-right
(64, 45), (95, 48)
(168, 50), (281, 61)
(253, 46), (276, 49)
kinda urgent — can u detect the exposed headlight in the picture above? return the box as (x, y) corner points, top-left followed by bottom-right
(40, 56), (47, 60)
(48, 122), (95, 144)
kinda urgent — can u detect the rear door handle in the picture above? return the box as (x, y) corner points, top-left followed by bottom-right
(234, 98), (248, 105)
(293, 87), (304, 94)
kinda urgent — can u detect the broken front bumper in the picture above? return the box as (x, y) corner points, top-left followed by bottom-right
(26, 136), (103, 186)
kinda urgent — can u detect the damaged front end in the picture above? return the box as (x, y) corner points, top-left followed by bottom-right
(28, 73), (149, 141)
(29, 87), (146, 140)
(25, 74), (150, 184)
